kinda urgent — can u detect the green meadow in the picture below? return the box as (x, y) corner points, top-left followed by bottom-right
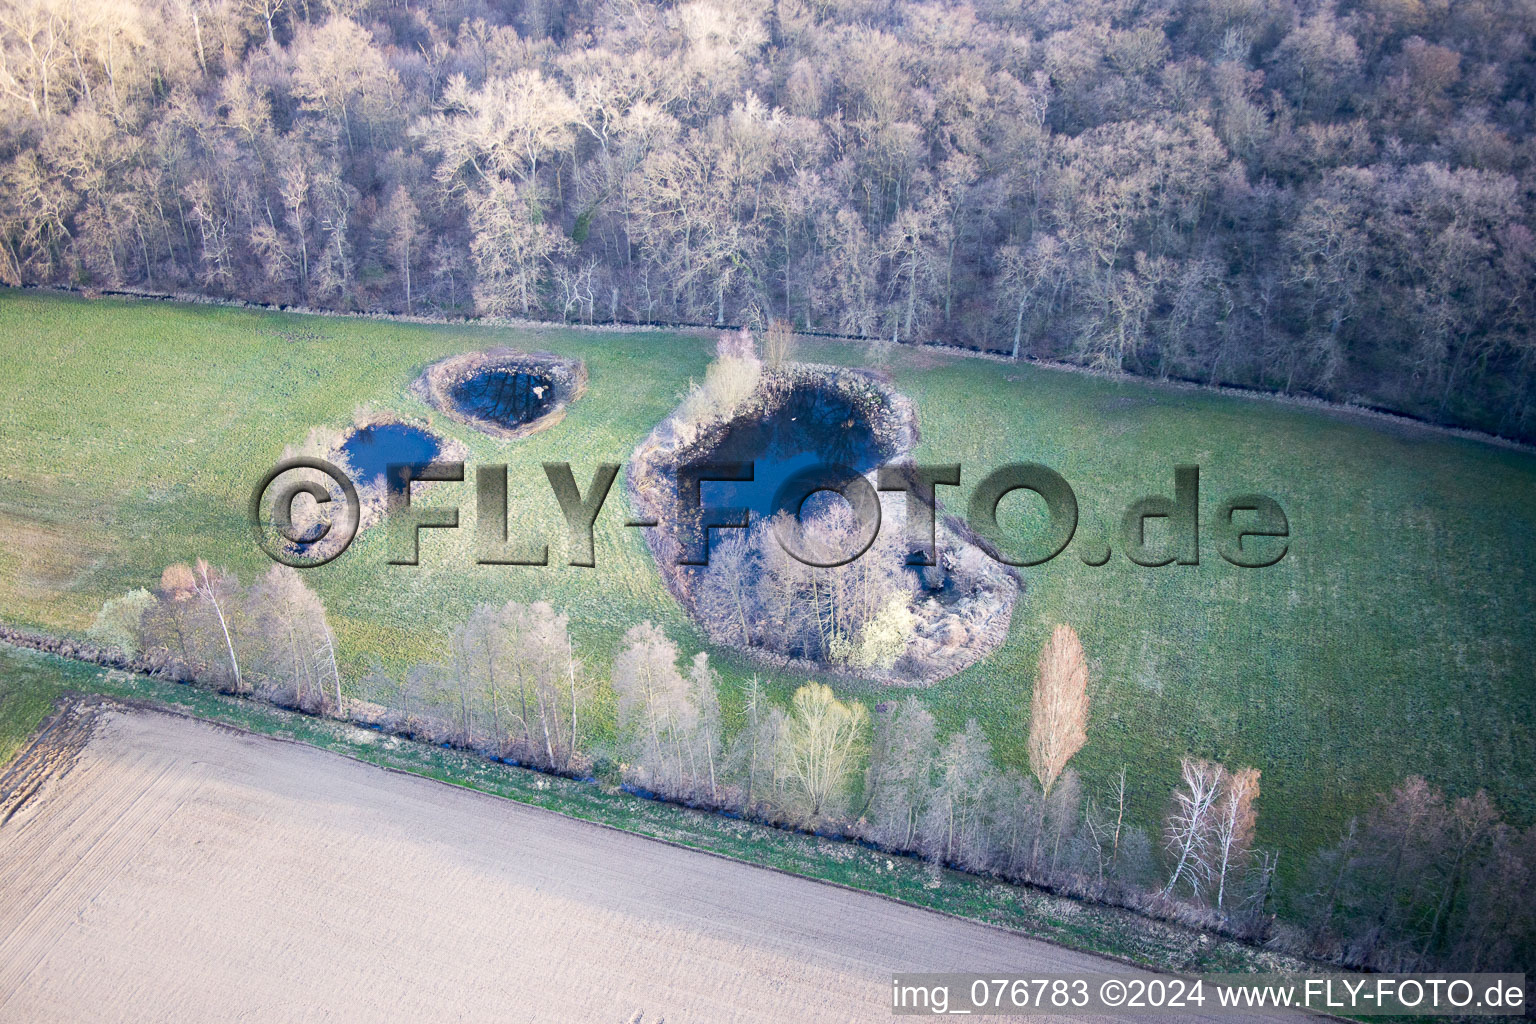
(2, 288), (1533, 904)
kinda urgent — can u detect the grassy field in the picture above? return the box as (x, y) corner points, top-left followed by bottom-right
(1, 288), (1533, 907)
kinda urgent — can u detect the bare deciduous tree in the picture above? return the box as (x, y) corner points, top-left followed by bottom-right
(763, 317), (797, 367)
(920, 720), (995, 870)
(863, 697), (936, 850)
(775, 681), (867, 820)
(611, 621), (720, 802)
(246, 564), (340, 714)
(194, 557), (242, 693)
(1163, 757), (1226, 900)
(1212, 766), (1261, 910)
(1083, 766), (1128, 885)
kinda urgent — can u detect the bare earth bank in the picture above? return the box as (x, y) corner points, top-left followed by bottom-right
(0, 708), (1302, 1023)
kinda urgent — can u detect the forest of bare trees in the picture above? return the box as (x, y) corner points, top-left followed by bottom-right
(4, 0), (1535, 436)
(89, 576), (1535, 973)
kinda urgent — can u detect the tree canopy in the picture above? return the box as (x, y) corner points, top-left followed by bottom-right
(4, 0), (1534, 437)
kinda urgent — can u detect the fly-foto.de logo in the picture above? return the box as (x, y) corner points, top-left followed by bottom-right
(251, 459), (1288, 571)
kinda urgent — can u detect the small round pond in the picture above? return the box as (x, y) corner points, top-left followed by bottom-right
(415, 348), (586, 440)
(339, 422), (443, 495)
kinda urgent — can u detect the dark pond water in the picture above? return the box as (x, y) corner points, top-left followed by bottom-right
(339, 422), (443, 494)
(450, 368), (556, 428)
(694, 386), (883, 536)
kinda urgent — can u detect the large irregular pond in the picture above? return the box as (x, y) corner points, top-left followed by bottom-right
(628, 365), (1018, 684)
(695, 386), (882, 548)
(339, 422), (443, 495)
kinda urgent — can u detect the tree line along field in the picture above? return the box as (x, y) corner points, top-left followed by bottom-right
(0, 644), (1328, 979)
(1, 288), (1533, 911)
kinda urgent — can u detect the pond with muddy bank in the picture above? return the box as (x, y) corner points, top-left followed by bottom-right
(629, 364), (1017, 685)
(415, 348), (586, 439)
